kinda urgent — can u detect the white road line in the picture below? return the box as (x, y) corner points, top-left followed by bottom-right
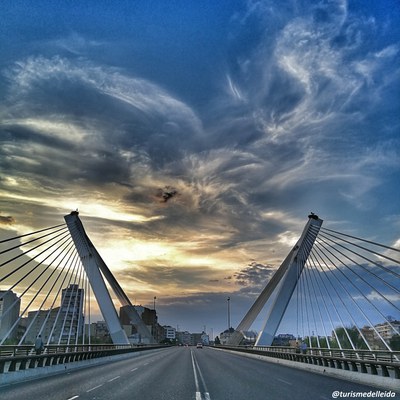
(191, 351), (200, 393)
(86, 384), (103, 393)
(193, 354), (209, 394)
(191, 350), (212, 400)
(131, 367), (138, 372)
(107, 376), (120, 382)
(277, 378), (292, 386)
(143, 362), (149, 366)
(67, 396), (79, 400)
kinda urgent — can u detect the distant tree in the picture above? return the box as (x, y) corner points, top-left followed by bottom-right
(214, 336), (220, 345)
(303, 336), (327, 348)
(1, 338), (19, 345)
(330, 326), (368, 349)
(86, 335), (112, 344)
(317, 337), (329, 348)
(160, 338), (178, 345)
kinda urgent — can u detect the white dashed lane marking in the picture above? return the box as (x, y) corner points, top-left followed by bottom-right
(107, 376), (120, 382)
(86, 384), (103, 392)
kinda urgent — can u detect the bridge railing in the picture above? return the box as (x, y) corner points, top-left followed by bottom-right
(253, 345), (400, 363)
(0, 343), (153, 357)
(0, 344), (168, 374)
(218, 345), (400, 379)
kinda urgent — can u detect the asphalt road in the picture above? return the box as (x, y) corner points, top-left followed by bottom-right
(0, 346), (397, 400)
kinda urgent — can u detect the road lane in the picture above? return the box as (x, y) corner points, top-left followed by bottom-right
(194, 347), (397, 400)
(76, 346), (195, 400)
(191, 350), (211, 400)
(0, 347), (173, 400)
(0, 346), (397, 400)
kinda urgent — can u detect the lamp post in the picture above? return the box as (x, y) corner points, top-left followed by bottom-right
(227, 297), (231, 331)
(153, 296), (156, 310)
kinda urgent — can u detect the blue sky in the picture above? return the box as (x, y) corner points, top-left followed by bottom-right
(0, 0), (399, 336)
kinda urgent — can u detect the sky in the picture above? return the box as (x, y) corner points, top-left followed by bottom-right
(0, 0), (399, 337)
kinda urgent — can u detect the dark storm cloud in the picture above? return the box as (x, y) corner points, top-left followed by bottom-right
(158, 186), (178, 203)
(0, 214), (15, 225)
(1, 56), (202, 185)
(234, 261), (275, 288)
(0, 56), (210, 238)
(121, 265), (218, 290)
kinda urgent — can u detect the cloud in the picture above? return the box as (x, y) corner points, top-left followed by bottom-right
(0, 56), (205, 216)
(0, 214), (15, 225)
(2, 56), (202, 171)
(50, 32), (106, 56)
(208, 0), (400, 219)
(6, 56), (202, 130)
(157, 186), (178, 203)
(234, 261), (275, 293)
(1, 1), (398, 245)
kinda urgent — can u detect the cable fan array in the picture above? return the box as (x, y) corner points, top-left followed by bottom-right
(0, 218), (399, 351)
(0, 223), (94, 346)
(287, 225), (400, 351)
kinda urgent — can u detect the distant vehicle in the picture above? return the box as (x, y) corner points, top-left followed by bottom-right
(196, 343), (203, 349)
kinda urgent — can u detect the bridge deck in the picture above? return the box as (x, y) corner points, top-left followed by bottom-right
(1, 346), (395, 400)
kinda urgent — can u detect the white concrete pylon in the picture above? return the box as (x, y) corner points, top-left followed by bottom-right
(228, 214), (323, 346)
(64, 211), (155, 345)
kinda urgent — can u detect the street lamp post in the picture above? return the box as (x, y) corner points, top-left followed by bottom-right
(153, 296), (156, 310)
(227, 297), (231, 331)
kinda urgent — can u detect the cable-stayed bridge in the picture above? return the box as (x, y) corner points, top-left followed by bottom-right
(228, 214), (400, 351)
(0, 212), (399, 399)
(0, 211), (155, 348)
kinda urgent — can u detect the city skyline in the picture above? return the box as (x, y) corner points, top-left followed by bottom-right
(0, 1), (399, 335)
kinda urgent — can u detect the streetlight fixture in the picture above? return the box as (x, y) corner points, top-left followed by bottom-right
(153, 296), (156, 310)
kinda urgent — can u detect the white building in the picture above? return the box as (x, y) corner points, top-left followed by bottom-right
(25, 284), (84, 344)
(374, 320), (400, 341)
(58, 284), (84, 343)
(0, 290), (20, 341)
(163, 325), (176, 340)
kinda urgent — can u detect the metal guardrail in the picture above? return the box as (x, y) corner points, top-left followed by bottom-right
(0, 344), (167, 374)
(0, 344), (151, 357)
(218, 345), (400, 379)
(253, 346), (400, 363)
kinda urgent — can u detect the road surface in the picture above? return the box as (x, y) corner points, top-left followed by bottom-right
(0, 346), (396, 399)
